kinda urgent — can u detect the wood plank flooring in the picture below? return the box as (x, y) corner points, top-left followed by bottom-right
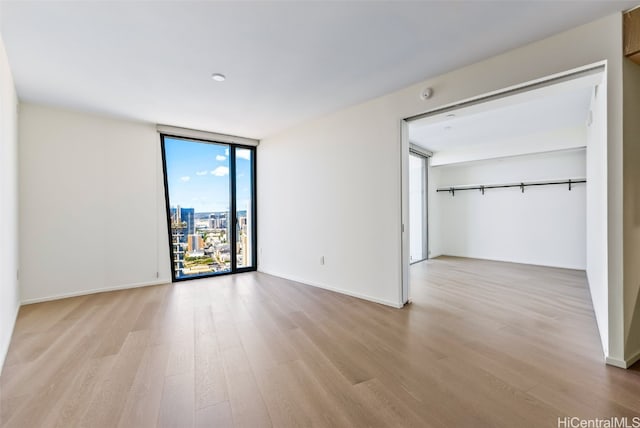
(2, 256), (640, 427)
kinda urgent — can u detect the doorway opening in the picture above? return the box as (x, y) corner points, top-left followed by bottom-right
(400, 63), (608, 356)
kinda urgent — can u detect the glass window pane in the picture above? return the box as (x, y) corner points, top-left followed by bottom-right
(410, 154), (427, 263)
(163, 137), (231, 278)
(235, 148), (254, 268)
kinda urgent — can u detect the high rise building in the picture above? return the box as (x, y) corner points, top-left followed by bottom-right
(209, 211), (228, 230)
(171, 206), (195, 235)
(245, 203), (252, 266)
(170, 206), (196, 278)
(188, 234), (204, 252)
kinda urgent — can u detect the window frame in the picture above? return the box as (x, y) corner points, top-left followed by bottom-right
(160, 133), (258, 282)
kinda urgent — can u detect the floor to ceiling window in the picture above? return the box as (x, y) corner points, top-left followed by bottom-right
(161, 135), (256, 281)
(409, 152), (428, 264)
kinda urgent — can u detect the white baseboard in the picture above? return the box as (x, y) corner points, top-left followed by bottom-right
(0, 301), (21, 373)
(605, 350), (640, 369)
(623, 348), (640, 368)
(21, 279), (171, 305)
(605, 356), (628, 369)
(258, 269), (403, 309)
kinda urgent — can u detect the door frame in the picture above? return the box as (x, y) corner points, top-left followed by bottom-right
(399, 62), (606, 305)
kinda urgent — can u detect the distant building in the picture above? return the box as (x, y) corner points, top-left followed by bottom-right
(209, 211), (228, 230)
(245, 204), (252, 266)
(171, 206), (195, 235)
(170, 206), (195, 278)
(188, 234), (204, 252)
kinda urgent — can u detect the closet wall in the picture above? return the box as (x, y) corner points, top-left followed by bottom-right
(430, 149), (587, 269)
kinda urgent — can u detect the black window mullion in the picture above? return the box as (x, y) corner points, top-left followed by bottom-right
(229, 146), (237, 272)
(251, 149), (257, 269)
(160, 135), (178, 282)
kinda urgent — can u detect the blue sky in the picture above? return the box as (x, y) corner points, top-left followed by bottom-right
(164, 137), (252, 213)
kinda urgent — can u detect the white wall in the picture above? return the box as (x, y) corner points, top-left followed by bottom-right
(258, 13), (625, 362)
(257, 104), (404, 307)
(0, 31), (20, 371)
(431, 150), (586, 270)
(623, 57), (640, 365)
(586, 83), (609, 356)
(427, 158), (443, 259)
(18, 104), (170, 303)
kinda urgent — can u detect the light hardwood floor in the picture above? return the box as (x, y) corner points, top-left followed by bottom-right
(1, 256), (640, 427)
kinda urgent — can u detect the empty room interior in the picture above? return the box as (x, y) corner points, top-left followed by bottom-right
(2, 1), (640, 427)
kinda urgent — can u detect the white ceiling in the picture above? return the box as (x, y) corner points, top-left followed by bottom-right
(0, 1), (634, 139)
(408, 82), (594, 153)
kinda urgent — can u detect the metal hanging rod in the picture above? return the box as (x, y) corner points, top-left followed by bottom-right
(436, 178), (586, 196)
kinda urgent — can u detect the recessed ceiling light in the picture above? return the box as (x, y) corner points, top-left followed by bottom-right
(211, 73), (226, 82)
(445, 113), (456, 118)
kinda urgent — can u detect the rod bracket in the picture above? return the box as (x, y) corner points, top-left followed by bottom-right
(520, 183), (525, 193)
(568, 179), (572, 191)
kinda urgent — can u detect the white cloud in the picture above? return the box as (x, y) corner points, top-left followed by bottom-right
(195, 170), (208, 176)
(180, 176), (191, 182)
(236, 149), (251, 160)
(211, 166), (229, 176)
(216, 155), (226, 161)
(225, 148), (229, 156)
